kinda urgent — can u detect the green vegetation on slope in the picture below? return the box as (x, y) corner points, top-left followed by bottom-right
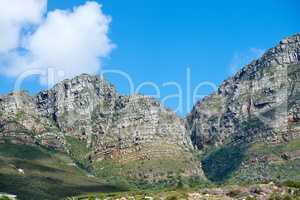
(0, 141), (121, 200)
(65, 135), (92, 169)
(229, 139), (300, 184)
(201, 139), (300, 185)
(92, 158), (206, 190)
(63, 136), (207, 190)
(201, 144), (247, 183)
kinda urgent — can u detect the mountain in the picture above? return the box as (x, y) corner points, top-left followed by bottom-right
(187, 33), (300, 183)
(35, 74), (204, 182)
(0, 33), (300, 199)
(0, 75), (204, 199)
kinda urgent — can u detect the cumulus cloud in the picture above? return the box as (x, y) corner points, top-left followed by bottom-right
(0, 1), (114, 86)
(229, 48), (265, 74)
(0, 0), (46, 53)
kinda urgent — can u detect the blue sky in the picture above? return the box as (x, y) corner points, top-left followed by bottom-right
(0, 0), (299, 115)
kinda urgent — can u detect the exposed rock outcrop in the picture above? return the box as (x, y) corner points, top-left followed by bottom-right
(188, 33), (300, 150)
(187, 33), (300, 183)
(0, 92), (62, 148)
(1, 74), (204, 182)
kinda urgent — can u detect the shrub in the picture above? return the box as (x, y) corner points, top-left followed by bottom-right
(283, 181), (300, 189)
(166, 195), (178, 200)
(15, 111), (25, 121)
(88, 196), (96, 200)
(227, 189), (243, 197)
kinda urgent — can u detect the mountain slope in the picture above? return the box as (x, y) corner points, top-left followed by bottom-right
(0, 75), (205, 192)
(0, 141), (121, 200)
(1, 33), (300, 199)
(188, 33), (300, 183)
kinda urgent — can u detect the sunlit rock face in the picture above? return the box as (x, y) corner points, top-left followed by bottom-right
(0, 92), (64, 149)
(188, 33), (300, 150)
(186, 33), (300, 184)
(35, 74), (194, 153)
(35, 74), (118, 144)
(0, 74), (204, 181)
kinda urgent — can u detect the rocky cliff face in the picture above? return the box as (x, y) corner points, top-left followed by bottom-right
(0, 74), (203, 183)
(35, 74), (196, 156)
(187, 33), (300, 183)
(0, 92), (64, 149)
(188, 33), (300, 150)
(36, 75), (118, 145)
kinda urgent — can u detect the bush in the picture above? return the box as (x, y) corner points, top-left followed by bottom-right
(283, 181), (300, 189)
(15, 111), (25, 121)
(87, 196), (96, 200)
(227, 189), (243, 197)
(166, 195), (178, 200)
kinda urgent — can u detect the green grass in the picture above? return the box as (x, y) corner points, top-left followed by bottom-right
(91, 148), (208, 190)
(227, 139), (300, 184)
(65, 136), (92, 169)
(92, 159), (187, 190)
(15, 111), (25, 122)
(0, 197), (13, 200)
(249, 139), (300, 156)
(283, 180), (300, 189)
(0, 141), (122, 200)
(0, 142), (51, 160)
(63, 136), (207, 191)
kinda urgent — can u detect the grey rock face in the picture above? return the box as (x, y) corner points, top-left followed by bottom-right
(0, 74), (203, 180)
(36, 74), (117, 140)
(188, 33), (300, 150)
(91, 94), (192, 160)
(0, 92), (62, 148)
(34, 74), (194, 156)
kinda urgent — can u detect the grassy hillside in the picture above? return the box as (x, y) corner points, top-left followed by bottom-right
(201, 139), (300, 185)
(64, 136), (206, 190)
(229, 139), (300, 184)
(0, 141), (122, 200)
(201, 144), (246, 183)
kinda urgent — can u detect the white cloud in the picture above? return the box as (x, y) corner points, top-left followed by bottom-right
(229, 48), (265, 74)
(0, 1), (114, 86)
(0, 0), (46, 53)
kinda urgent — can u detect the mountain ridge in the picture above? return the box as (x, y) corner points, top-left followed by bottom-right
(1, 33), (300, 199)
(1, 72), (205, 185)
(187, 32), (300, 183)
(188, 32), (300, 149)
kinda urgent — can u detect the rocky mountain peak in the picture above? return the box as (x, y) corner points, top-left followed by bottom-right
(35, 73), (118, 133)
(280, 32), (300, 44)
(1, 73), (204, 182)
(223, 33), (300, 88)
(188, 33), (300, 150)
